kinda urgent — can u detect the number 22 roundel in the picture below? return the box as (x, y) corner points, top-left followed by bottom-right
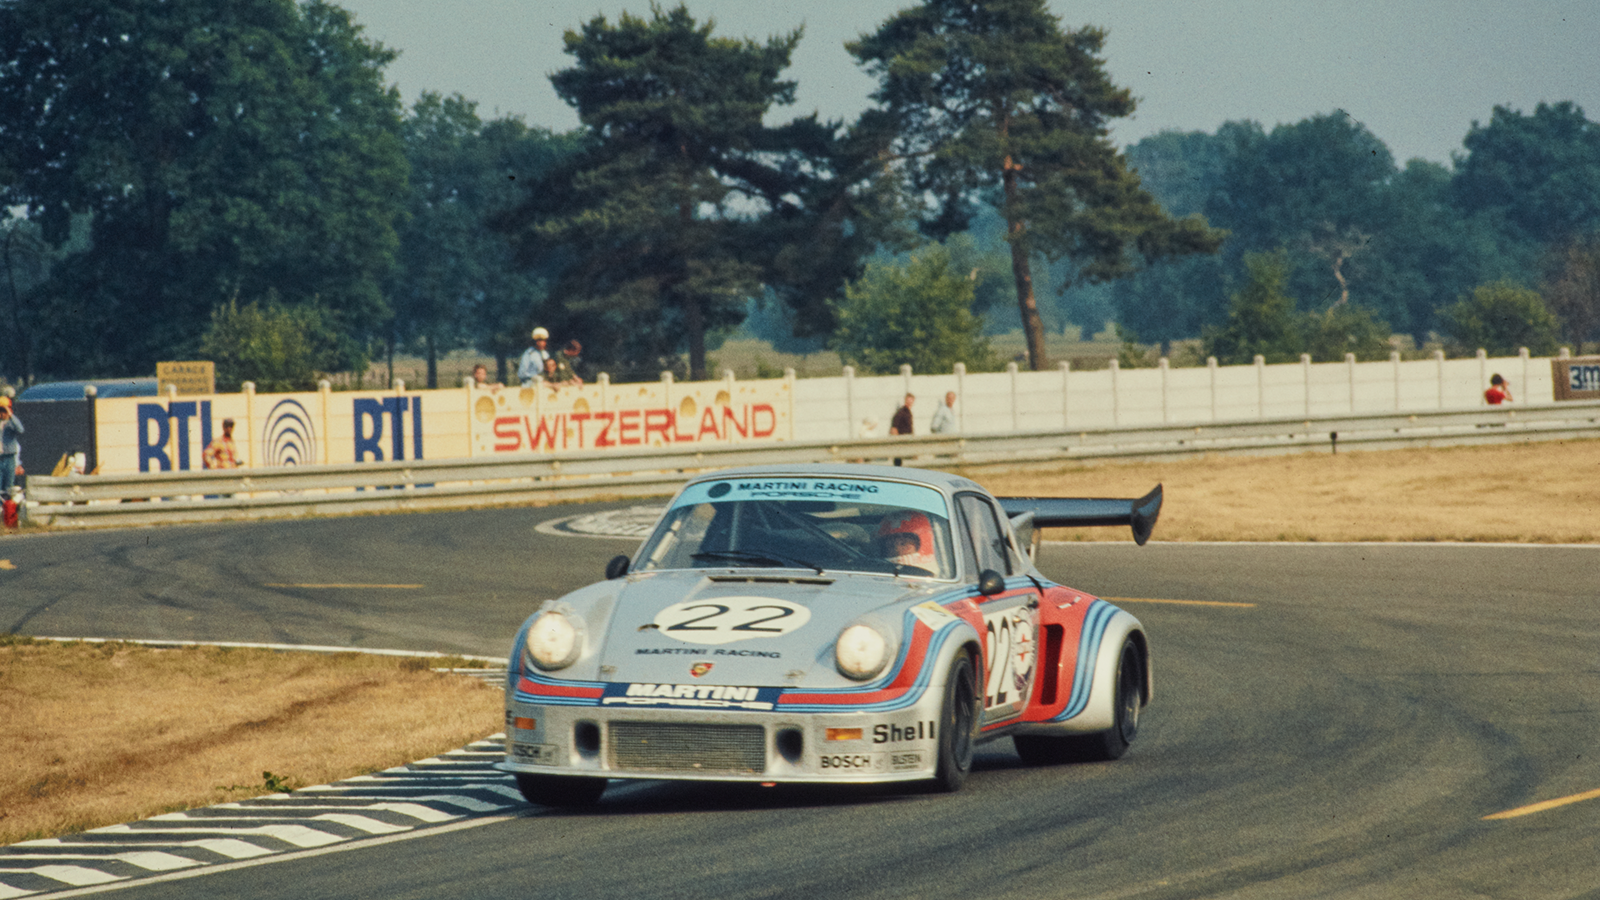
(653, 597), (812, 645)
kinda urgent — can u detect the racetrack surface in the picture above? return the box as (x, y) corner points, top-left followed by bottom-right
(2, 505), (1596, 899)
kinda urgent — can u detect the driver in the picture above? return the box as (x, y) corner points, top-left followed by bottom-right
(875, 511), (939, 572)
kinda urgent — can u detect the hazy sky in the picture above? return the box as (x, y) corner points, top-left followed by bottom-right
(340, 0), (1600, 166)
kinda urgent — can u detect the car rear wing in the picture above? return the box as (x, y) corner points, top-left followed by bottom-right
(999, 484), (1163, 555)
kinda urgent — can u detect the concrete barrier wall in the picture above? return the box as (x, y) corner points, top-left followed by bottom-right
(793, 349), (1554, 439)
(78, 348), (1562, 473)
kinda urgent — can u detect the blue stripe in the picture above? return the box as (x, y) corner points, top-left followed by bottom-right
(1051, 599), (1117, 722)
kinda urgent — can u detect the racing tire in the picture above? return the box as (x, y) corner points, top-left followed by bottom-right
(926, 653), (980, 793)
(514, 772), (607, 807)
(1013, 639), (1141, 766)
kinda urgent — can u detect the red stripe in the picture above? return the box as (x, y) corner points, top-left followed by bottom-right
(779, 620), (933, 706)
(518, 676), (604, 699)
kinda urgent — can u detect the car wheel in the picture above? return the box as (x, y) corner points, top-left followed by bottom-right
(1013, 639), (1141, 765)
(927, 652), (979, 792)
(514, 772), (607, 807)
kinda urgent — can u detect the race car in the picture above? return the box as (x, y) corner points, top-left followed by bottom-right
(501, 463), (1161, 805)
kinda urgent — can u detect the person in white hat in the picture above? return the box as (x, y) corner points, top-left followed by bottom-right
(517, 327), (554, 387)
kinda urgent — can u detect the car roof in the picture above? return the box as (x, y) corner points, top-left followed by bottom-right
(682, 463), (986, 497)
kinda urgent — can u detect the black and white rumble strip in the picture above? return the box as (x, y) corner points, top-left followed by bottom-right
(535, 505), (666, 540)
(0, 735), (520, 897)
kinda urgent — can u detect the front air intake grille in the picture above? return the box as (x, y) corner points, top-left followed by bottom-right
(608, 722), (766, 774)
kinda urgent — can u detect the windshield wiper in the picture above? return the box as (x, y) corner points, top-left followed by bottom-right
(692, 549), (824, 574)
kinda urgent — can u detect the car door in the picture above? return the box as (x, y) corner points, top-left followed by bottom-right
(955, 492), (1043, 726)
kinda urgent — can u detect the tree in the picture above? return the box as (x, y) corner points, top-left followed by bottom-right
(501, 4), (875, 381)
(1202, 251), (1302, 365)
(849, 0), (1223, 371)
(1452, 102), (1600, 245)
(0, 0), (407, 377)
(1302, 303), (1392, 363)
(1438, 280), (1561, 357)
(389, 95), (577, 387)
(1543, 236), (1600, 355)
(830, 246), (997, 375)
(199, 298), (346, 392)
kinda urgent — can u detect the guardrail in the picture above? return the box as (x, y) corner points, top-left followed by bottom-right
(25, 401), (1600, 528)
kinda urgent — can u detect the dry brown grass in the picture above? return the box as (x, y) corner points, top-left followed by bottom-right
(960, 437), (1600, 544)
(0, 639), (502, 846)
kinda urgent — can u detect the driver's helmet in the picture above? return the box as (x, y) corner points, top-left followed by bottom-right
(875, 511), (938, 571)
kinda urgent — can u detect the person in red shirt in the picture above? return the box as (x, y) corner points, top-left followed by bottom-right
(203, 418), (241, 468)
(1484, 373), (1512, 405)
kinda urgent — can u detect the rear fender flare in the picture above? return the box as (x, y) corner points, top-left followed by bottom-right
(1022, 608), (1147, 735)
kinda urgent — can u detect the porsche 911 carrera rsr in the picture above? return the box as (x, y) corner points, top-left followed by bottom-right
(500, 464), (1160, 805)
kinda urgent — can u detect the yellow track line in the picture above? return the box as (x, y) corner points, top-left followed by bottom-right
(263, 583), (424, 589)
(1484, 787), (1600, 820)
(1104, 597), (1257, 609)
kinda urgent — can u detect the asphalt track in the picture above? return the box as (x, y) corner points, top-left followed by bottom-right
(2, 502), (1598, 899)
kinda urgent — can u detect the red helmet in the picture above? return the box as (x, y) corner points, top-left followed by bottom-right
(875, 511), (938, 571)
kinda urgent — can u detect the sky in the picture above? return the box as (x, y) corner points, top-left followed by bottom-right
(338, 0), (1600, 167)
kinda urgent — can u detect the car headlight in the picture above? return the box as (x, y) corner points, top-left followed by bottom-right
(835, 624), (890, 681)
(524, 611), (583, 671)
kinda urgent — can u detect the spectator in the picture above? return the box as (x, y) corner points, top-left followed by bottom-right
(471, 364), (502, 390)
(0, 396), (22, 498)
(561, 339), (584, 381)
(542, 355), (582, 387)
(203, 418), (241, 469)
(889, 393), (913, 466)
(929, 391), (957, 433)
(1484, 373), (1512, 405)
(518, 327), (554, 386)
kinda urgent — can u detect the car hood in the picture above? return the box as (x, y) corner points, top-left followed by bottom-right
(588, 569), (953, 690)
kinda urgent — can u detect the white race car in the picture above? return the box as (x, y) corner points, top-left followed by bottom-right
(502, 464), (1160, 804)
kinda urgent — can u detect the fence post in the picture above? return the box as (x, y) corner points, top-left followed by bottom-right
(843, 366), (856, 437)
(84, 384), (99, 475)
(314, 380), (327, 464)
(1007, 361), (1019, 430)
(1301, 353), (1312, 416)
(1519, 347), (1530, 401)
(1391, 350), (1402, 411)
(1254, 355), (1265, 419)
(1058, 360), (1070, 429)
(1440, 349), (1452, 408)
(1160, 357), (1170, 423)
(1346, 353), (1356, 413)
(955, 362), (967, 433)
(1208, 357), (1218, 421)
(1109, 359), (1121, 426)
(784, 368), (796, 440)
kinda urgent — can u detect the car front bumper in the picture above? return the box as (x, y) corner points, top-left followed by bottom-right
(497, 699), (945, 784)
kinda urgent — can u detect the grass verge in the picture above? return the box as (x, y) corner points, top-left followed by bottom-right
(0, 638), (501, 846)
(959, 437), (1600, 543)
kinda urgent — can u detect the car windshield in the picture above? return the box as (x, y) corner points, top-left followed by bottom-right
(634, 476), (956, 579)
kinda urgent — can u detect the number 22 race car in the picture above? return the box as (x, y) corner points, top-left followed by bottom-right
(502, 463), (1161, 805)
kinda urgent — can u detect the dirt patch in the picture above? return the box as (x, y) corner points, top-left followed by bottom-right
(958, 437), (1600, 543)
(0, 639), (501, 845)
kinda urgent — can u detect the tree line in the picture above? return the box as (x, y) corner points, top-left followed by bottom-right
(2, 0), (1598, 392)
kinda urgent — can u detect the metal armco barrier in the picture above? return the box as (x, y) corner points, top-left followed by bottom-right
(26, 401), (1600, 528)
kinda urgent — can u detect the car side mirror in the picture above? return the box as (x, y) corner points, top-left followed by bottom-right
(978, 569), (1006, 596)
(605, 554), (630, 580)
